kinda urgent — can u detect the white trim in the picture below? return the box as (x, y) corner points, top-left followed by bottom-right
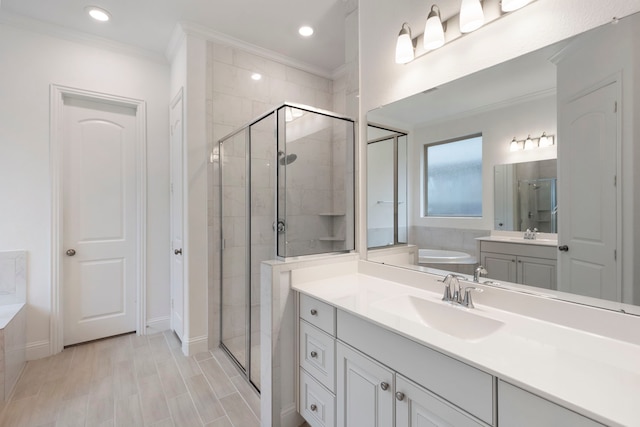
(181, 334), (208, 356)
(26, 340), (51, 361)
(49, 84), (148, 354)
(146, 316), (171, 334)
(178, 21), (336, 79)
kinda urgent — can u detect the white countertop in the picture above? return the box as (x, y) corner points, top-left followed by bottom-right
(292, 272), (640, 426)
(476, 235), (559, 247)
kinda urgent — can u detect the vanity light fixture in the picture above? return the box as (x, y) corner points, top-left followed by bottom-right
(424, 5), (446, 50)
(86, 6), (111, 22)
(501, 0), (534, 12)
(510, 132), (555, 151)
(459, 0), (485, 33)
(395, 23), (415, 64)
(395, 0), (536, 64)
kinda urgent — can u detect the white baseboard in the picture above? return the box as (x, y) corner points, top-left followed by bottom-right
(26, 340), (50, 360)
(146, 316), (171, 334)
(181, 334), (208, 356)
(281, 403), (304, 427)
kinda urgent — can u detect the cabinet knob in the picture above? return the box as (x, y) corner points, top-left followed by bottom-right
(310, 309), (318, 316)
(310, 351), (318, 358)
(395, 392), (405, 401)
(380, 382), (389, 391)
(310, 404), (317, 412)
(66, 249), (76, 256)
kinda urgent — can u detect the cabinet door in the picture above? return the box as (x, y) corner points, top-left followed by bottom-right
(336, 342), (394, 427)
(480, 252), (516, 283)
(396, 375), (487, 427)
(516, 256), (557, 289)
(498, 381), (604, 426)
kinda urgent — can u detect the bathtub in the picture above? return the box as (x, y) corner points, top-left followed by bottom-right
(418, 249), (477, 274)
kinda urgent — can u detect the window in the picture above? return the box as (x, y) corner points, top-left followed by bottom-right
(424, 134), (482, 217)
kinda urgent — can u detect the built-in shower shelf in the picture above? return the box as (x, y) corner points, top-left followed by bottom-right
(319, 236), (345, 241)
(318, 212), (345, 216)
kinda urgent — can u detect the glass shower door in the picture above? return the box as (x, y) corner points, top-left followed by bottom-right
(220, 129), (249, 373)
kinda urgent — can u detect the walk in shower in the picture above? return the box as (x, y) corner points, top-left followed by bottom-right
(218, 103), (355, 391)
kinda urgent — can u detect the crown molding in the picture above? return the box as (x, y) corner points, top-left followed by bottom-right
(0, 10), (168, 65)
(177, 21), (337, 79)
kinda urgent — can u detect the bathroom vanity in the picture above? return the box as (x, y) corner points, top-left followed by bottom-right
(291, 260), (639, 427)
(477, 235), (558, 290)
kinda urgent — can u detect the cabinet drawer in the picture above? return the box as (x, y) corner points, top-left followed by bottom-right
(300, 368), (336, 427)
(480, 241), (557, 259)
(300, 294), (336, 336)
(498, 381), (604, 426)
(300, 320), (336, 392)
(337, 310), (494, 425)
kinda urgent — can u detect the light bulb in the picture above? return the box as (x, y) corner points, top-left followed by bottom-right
(524, 135), (535, 150)
(424, 5), (445, 51)
(509, 137), (520, 152)
(539, 132), (554, 147)
(86, 6), (111, 22)
(459, 0), (484, 33)
(395, 23), (414, 64)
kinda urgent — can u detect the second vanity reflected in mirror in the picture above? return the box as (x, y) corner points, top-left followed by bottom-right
(366, 11), (640, 312)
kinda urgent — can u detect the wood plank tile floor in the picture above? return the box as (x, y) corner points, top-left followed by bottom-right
(0, 331), (262, 426)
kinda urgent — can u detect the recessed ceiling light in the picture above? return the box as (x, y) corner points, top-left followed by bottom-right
(86, 6), (111, 22)
(251, 73), (262, 81)
(298, 26), (314, 37)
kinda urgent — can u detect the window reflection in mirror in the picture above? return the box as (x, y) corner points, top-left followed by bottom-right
(367, 124), (408, 248)
(424, 134), (483, 217)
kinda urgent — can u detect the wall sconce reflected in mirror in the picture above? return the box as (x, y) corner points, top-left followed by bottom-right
(510, 132), (555, 152)
(395, 22), (415, 64)
(424, 5), (446, 50)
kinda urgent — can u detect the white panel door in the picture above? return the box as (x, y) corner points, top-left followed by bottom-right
(336, 342), (393, 427)
(170, 92), (185, 341)
(558, 81), (618, 300)
(63, 97), (137, 346)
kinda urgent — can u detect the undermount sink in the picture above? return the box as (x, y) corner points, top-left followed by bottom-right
(370, 294), (504, 341)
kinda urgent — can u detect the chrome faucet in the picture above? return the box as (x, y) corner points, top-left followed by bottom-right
(440, 274), (483, 308)
(524, 227), (538, 240)
(473, 265), (487, 282)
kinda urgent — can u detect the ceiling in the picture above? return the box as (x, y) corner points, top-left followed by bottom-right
(0, 0), (356, 76)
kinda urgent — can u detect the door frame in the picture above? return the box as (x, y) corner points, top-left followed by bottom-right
(49, 84), (147, 354)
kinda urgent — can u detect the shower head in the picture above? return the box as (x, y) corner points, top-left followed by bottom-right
(278, 151), (297, 165)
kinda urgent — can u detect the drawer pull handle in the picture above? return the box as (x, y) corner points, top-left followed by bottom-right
(310, 309), (318, 316)
(395, 392), (405, 401)
(310, 404), (317, 412)
(380, 382), (389, 391)
(310, 351), (318, 358)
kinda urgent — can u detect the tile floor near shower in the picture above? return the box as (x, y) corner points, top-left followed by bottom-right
(0, 331), (262, 426)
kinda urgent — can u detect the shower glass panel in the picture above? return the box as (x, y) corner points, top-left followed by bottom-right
(517, 178), (557, 233)
(220, 129), (249, 373)
(219, 103), (354, 392)
(277, 106), (355, 257)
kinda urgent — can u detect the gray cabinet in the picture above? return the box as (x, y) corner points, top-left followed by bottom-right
(336, 342), (394, 427)
(479, 241), (557, 290)
(498, 381), (604, 426)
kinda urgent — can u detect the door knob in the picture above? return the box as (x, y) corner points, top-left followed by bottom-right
(174, 248), (182, 255)
(558, 245), (569, 252)
(66, 249), (76, 256)
(310, 404), (317, 412)
(310, 351), (318, 358)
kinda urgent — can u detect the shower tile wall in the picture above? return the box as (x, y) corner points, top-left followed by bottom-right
(206, 40), (346, 348)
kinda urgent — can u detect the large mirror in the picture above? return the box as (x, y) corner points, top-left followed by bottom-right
(366, 11), (640, 314)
